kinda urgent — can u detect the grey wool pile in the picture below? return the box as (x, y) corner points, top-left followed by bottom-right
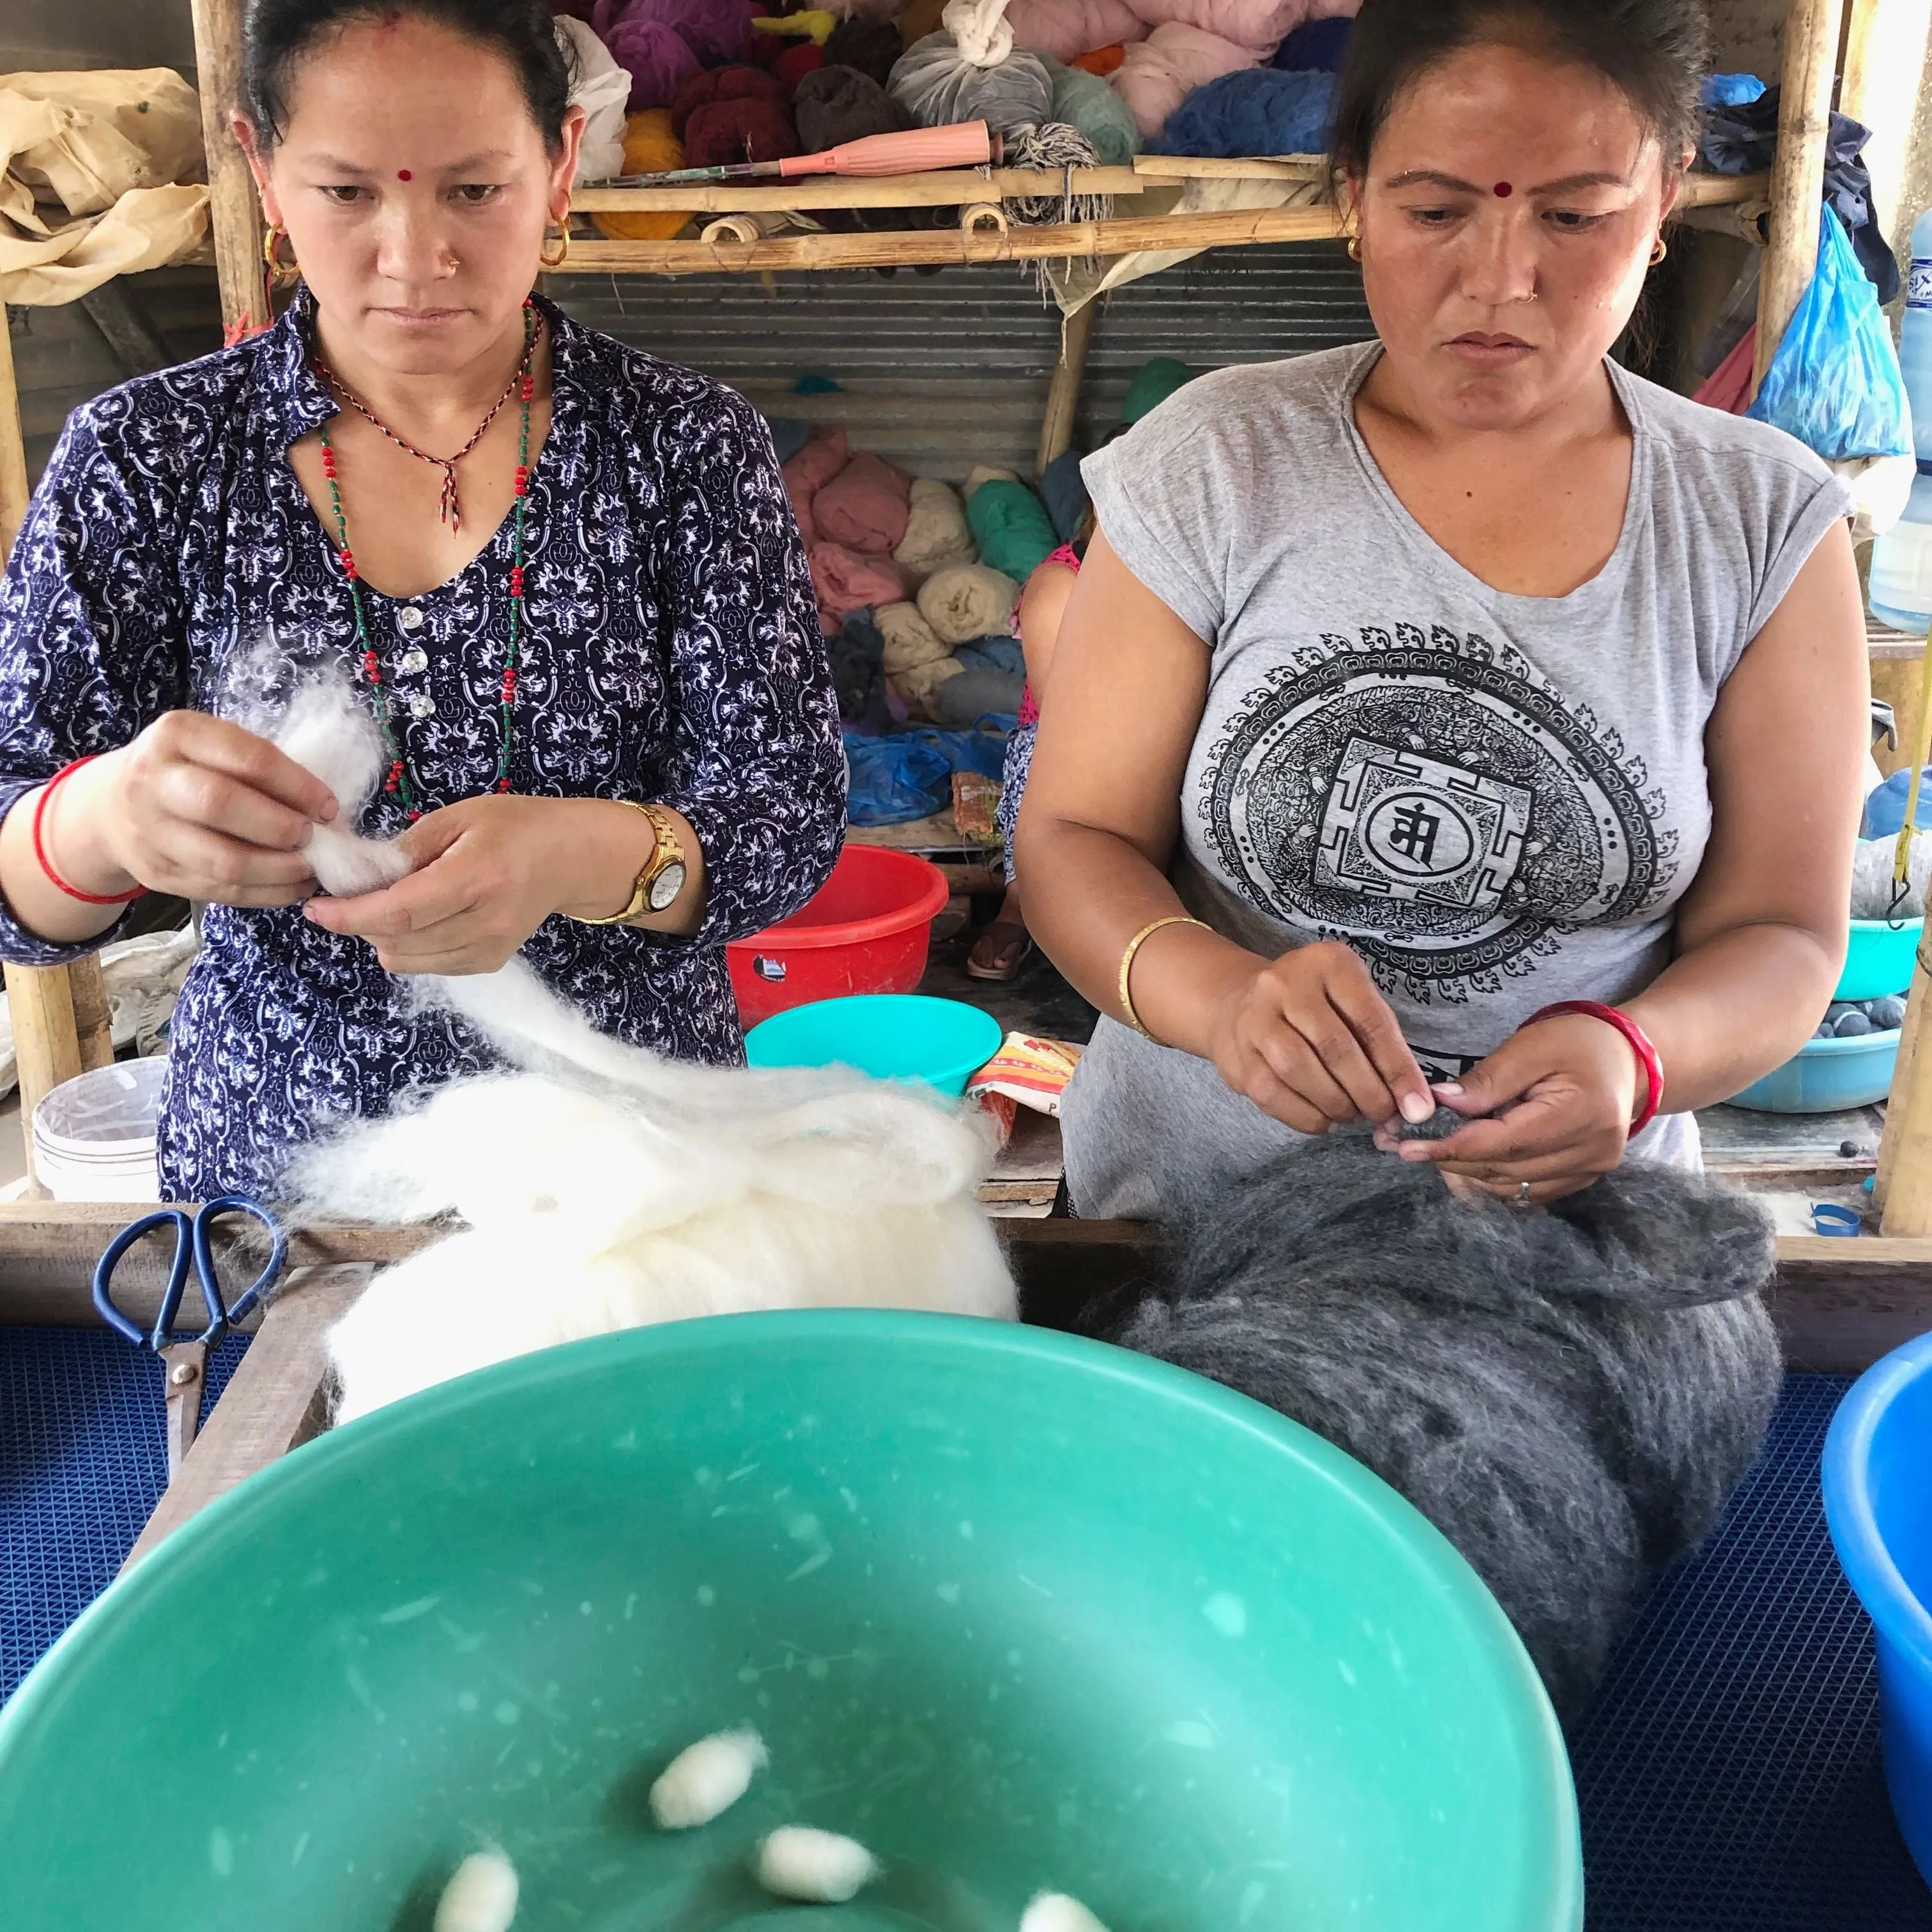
(1087, 1133), (1783, 1721)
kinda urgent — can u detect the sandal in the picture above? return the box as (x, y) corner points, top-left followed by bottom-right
(965, 919), (1034, 983)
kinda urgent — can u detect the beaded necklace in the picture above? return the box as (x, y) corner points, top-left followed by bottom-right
(314, 300), (539, 820)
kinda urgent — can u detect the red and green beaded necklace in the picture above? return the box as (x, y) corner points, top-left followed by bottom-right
(314, 300), (540, 820)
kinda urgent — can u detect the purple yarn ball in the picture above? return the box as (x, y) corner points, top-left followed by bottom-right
(600, 15), (703, 110)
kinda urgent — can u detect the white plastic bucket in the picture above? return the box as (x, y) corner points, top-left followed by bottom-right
(31, 1057), (167, 1202)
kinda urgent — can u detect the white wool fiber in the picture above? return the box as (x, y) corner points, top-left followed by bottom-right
(648, 1726), (768, 1829)
(295, 955), (1015, 1422)
(754, 1826), (880, 1903)
(434, 1850), (518, 1932)
(1021, 1892), (1112, 1932)
(267, 675), (413, 896)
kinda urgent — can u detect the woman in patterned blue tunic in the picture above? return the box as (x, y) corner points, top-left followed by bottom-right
(0, 0), (843, 1200)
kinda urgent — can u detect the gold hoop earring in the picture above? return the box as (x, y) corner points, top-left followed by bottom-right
(1346, 232), (1361, 263)
(261, 220), (300, 287)
(1650, 234), (1668, 266)
(539, 224), (571, 270)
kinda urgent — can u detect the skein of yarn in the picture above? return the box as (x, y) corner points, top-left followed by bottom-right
(684, 96), (801, 165)
(1111, 21), (1258, 138)
(1045, 56), (1141, 164)
(919, 562), (1020, 643)
(893, 478), (977, 577)
(809, 540), (914, 631)
(781, 427), (849, 543)
(889, 1), (1054, 135)
(601, 15), (703, 109)
(875, 599), (953, 671)
(1003, 0), (1147, 61)
(822, 14), (905, 84)
(592, 111), (690, 238)
(670, 62), (790, 138)
(1272, 12), (1353, 69)
(1092, 1133), (1784, 1721)
(1130, 0), (1309, 54)
(1149, 65), (1336, 157)
(967, 476), (1059, 578)
(792, 63), (908, 150)
(594, 0), (758, 65)
(814, 449), (913, 553)
(773, 39), (826, 87)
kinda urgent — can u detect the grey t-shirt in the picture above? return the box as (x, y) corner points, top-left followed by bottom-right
(1062, 341), (1851, 1220)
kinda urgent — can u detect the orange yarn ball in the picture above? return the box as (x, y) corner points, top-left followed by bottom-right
(1072, 45), (1128, 77)
(591, 111), (691, 242)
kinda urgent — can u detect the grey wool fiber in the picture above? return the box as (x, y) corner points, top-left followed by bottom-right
(1090, 1134), (1782, 1720)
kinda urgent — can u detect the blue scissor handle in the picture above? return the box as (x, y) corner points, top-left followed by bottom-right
(91, 1196), (288, 1350)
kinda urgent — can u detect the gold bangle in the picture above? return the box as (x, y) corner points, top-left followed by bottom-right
(1118, 915), (1208, 1043)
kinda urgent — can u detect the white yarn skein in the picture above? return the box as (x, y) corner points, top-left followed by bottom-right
(649, 1728), (769, 1830)
(754, 1826), (881, 1903)
(1021, 1892), (1112, 1932)
(433, 1850), (519, 1932)
(269, 677), (413, 896)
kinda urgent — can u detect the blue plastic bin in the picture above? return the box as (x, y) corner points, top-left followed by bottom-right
(1725, 1027), (1901, 1112)
(1837, 917), (1924, 1000)
(1823, 1331), (1932, 1890)
(744, 993), (1004, 1096)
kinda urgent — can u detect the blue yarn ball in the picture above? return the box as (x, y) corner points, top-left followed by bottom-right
(1149, 69), (1337, 162)
(1271, 17), (1352, 74)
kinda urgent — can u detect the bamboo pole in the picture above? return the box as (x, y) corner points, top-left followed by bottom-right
(1752, 0), (1847, 395)
(0, 309), (29, 563)
(188, 0), (268, 336)
(4, 963), (84, 1199)
(1839, 0), (1932, 236)
(558, 206), (1346, 277)
(1036, 300), (1098, 479)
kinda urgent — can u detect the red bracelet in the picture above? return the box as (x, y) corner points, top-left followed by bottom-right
(31, 757), (145, 907)
(1524, 1000), (1663, 1137)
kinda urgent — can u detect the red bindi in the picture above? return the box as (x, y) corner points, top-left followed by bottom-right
(397, 168), (412, 181)
(1493, 181), (1514, 197)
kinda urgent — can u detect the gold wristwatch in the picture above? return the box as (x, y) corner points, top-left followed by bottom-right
(575, 801), (689, 924)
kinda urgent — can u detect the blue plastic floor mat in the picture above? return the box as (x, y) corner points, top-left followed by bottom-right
(1, 1347), (1928, 1923)
(1574, 1372), (1932, 1928)
(1, 1325), (249, 1701)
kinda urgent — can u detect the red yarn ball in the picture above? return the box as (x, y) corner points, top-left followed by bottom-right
(682, 96), (801, 167)
(773, 42), (826, 92)
(668, 61), (788, 141)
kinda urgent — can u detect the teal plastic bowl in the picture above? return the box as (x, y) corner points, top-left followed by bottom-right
(745, 992), (1004, 1096)
(0, 1315), (1582, 1931)
(1838, 918), (1923, 1000)
(1727, 1027), (1901, 1112)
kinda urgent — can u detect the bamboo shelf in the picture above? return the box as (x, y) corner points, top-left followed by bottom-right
(560, 158), (1772, 277)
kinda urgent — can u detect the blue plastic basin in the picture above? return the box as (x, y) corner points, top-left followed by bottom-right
(1726, 1027), (1901, 1113)
(744, 993), (1004, 1096)
(1838, 918), (1924, 1000)
(1823, 1331), (1932, 1890)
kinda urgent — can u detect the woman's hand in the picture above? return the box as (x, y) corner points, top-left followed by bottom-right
(1382, 1011), (1640, 1203)
(303, 793), (667, 975)
(1203, 939), (1437, 1134)
(81, 711), (335, 905)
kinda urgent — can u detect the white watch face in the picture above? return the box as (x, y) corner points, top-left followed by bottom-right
(647, 861), (687, 912)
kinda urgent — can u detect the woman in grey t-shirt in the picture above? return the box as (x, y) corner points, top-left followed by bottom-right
(1019, 0), (1868, 1220)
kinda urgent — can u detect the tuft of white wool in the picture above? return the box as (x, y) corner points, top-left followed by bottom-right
(268, 676), (414, 897)
(1021, 1892), (1112, 1932)
(293, 948), (1013, 1425)
(433, 1850), (518, 1932)
(753, 1826), (880, 1903)
(648, 1727), (768, 1830)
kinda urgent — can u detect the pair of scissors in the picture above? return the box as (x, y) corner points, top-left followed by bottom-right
(91, 1197), (289, 1479)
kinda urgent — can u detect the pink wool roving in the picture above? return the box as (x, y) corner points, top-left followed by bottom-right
(813, 450), (912, 555)
(1127, 0), (1310, 54)
(782, 428), (850, 546)
(809, 541), (914, 633)
(1004, 0), (1147, 61)
(1111, 20), (1258, 137)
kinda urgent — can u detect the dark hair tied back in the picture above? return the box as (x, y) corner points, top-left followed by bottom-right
(1330, 0), (1711, 180)
(242, 0), (574, 152)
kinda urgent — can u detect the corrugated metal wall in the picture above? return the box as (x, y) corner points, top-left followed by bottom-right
(552, 240), (1372, 479)
(12, 242), (1370, 487)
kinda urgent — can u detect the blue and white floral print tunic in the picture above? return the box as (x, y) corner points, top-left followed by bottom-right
(0, 290), (844, 1200)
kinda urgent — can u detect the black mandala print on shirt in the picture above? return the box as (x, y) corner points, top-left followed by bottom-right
(1201, 624), (1680, 1004)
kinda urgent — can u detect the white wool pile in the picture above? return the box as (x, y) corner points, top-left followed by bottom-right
(650, 1728), (768, 1830)
(754, 1826), (881, 1903)
(263, 672), (413, 896)
(1021, 1892), (1112, 1931)
(302, 956), (1015, 1420)
(433, 1850), (518, 1932)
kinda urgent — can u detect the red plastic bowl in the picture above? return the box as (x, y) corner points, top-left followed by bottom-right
(728, 843), (951, 1028)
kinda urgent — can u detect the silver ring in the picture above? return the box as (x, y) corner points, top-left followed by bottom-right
(1514, 1181), (1533, 1208)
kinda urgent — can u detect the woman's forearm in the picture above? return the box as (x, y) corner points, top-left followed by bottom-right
(1621, 921), (1842, 1114)
(553, 799), (708, 937)
(0, 755), (139, 946)
(1019, 815), (1263, 1048)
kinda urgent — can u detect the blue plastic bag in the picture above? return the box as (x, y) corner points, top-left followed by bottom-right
(1747, 204), (1911, 461)
(844, 732), (951, 827)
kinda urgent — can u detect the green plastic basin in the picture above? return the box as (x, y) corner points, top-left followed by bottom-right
(0, 1314), (1581, 1931)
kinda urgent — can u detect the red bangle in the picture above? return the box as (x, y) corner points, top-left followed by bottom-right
(1524, 1000), (1663, 1137)
(31, 756), (145, 907)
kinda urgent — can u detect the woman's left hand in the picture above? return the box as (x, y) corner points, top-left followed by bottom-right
(1373, 1011), (1641, 1204)
(303, 794), (627, 974)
